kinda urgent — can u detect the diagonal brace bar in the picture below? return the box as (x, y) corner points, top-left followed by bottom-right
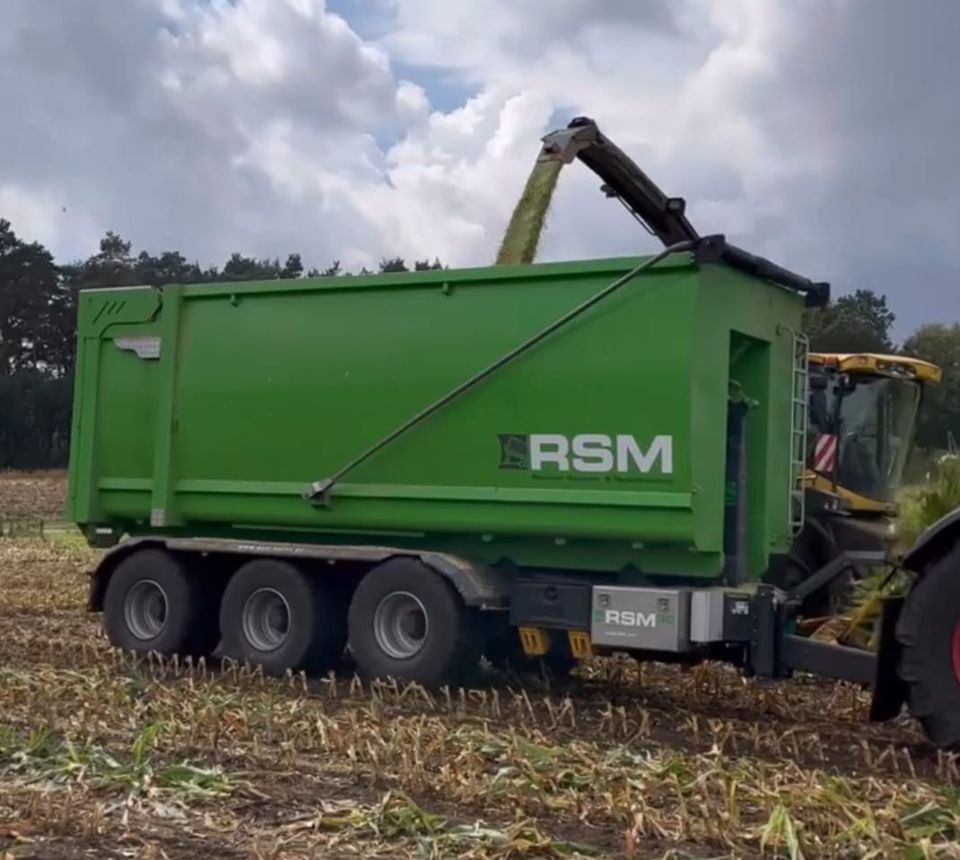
(304, 239), (698, 504)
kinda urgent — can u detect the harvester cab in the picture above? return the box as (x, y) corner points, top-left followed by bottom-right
(804, 352), (941, 542)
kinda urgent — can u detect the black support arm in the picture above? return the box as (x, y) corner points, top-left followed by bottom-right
(539, 117), (699, 247)
(538, 117), (829, 308)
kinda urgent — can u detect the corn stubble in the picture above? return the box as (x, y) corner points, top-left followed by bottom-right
(2, 477), (960, 859)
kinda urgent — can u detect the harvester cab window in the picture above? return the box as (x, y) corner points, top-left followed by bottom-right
(834, 376), (921, 501)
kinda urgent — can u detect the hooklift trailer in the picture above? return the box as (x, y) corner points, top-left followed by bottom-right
(68, 118), (960, 748)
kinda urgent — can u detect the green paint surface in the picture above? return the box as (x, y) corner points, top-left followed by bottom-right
(67, 254), (804, 581)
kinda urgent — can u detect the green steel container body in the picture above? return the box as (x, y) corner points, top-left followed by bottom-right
(66, 252), (804, 581)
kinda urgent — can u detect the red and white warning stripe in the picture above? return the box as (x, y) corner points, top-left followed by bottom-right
(813, 433), (838, 473)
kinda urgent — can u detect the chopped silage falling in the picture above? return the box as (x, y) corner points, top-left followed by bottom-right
(494, 159), (564, 266)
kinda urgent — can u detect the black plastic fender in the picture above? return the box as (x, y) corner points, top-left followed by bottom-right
(901, 507), (960, 573)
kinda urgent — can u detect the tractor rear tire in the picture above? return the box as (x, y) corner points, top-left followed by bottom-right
(103, 548), (220, 658)
(219, 559), (348, 676)
(896, 544), (960, 749)
(347, 558), (482, 687)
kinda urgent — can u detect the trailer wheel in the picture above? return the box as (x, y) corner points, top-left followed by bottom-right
(896, 545), (960, 749)
(219, 559), (347, 676)
(103, 548), (219, 657)
(347, 558), (482, 687)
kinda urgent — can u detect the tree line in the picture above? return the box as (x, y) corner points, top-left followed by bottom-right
(1, 216), (957, 473)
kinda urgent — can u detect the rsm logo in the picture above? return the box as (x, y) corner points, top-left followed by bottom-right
(498, 433), (673, 475)
(601, 609), (656, 628)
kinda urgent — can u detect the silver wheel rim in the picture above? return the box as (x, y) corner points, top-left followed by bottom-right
(242, 588), (291, 651)
(373, 591), (429, 659)
(124, 579), (168, 640)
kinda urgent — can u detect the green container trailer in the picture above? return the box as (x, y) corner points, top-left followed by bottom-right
(70, 250), (801, 579)
(66, 118), (960, 750)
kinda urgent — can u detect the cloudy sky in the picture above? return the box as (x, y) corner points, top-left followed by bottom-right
(2, 0), (957, 337)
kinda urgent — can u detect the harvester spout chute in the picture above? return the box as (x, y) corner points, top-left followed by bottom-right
(538, 117), (699, 247)
(538, 115), (830, 308)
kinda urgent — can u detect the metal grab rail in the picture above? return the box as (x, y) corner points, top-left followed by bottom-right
(304, 239), (698, 504)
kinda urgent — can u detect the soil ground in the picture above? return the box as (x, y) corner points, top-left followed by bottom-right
(0, 472), (67, 522)
(0, 473), (957, 858)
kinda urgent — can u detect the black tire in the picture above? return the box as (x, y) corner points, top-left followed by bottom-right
(347, 558), (482, 687)
(103, 548), (220, 657)
(764, 523), (849, 618)
(219, 559), (347, 676)
(896, 545), (960, 748)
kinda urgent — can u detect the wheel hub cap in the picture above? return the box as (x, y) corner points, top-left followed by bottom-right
(242, 588), (291, 652)
(373, 591), (428, 659)
(124, 579), (168, 641)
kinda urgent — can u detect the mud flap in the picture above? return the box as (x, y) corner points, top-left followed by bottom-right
(869, 596), (907, 722)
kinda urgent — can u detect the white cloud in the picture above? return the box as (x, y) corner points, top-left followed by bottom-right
(372, 0), (960, 333)
(0, 0), (401, 268)
(0, 0), (957, 334)
(349, 88), (556, 264)
(0, 184), (99, 254)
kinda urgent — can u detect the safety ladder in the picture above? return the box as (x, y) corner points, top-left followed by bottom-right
(781, 326), (810, 537)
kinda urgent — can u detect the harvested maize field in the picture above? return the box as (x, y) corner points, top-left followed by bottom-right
(1, 474), (959, 859)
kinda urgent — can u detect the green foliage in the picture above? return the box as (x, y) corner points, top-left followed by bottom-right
(0, 218), (72, 376)
(803, 288), (895, 353)
(3, 721), (237, 799)
(307, 260), (342, 277)
(374, 258), (444, 273)
(281, 252), (303, 279)
(415, 257), (445, 271)
(0, 373), (72, 469)
(761, 802), (804, 860)
(379, 256), (409, 272)
(903, 322), (960, 451)
(898, 457), (960, 550)
(74, 231), (141, 288)
(222, 251), (286, 281)
(827, 459), (960, 646)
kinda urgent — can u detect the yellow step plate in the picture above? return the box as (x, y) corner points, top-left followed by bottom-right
(567, 630), (593, 659)
(518, 626), (550, 657)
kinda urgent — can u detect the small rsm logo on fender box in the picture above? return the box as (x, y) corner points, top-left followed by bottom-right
(590, 586), (691, 652)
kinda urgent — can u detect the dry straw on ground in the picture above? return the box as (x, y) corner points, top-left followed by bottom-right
(1, 475), (958, 859)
